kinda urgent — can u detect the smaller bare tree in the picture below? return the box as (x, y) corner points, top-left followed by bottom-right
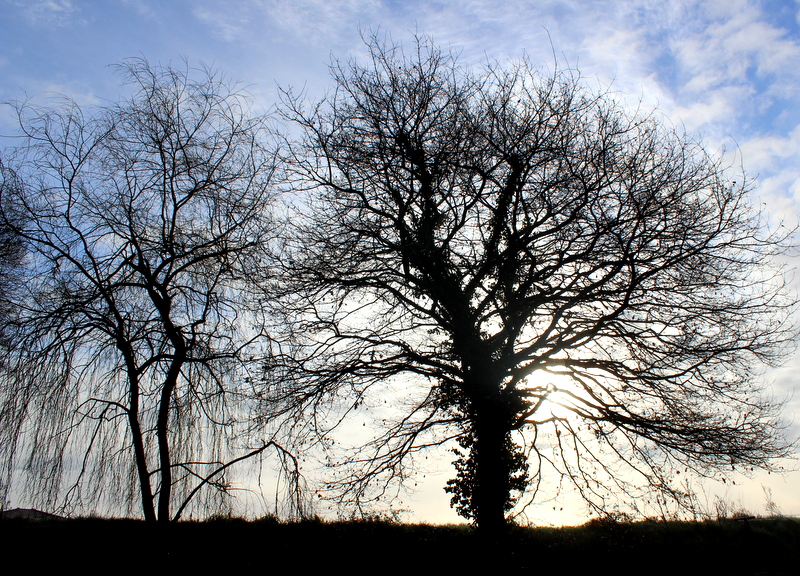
(0, 59), (301, 522)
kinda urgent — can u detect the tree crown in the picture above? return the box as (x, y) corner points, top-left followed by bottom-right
(282, 35), (797, 524)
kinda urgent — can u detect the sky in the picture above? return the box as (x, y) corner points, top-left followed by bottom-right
(1, 0), (800, 525)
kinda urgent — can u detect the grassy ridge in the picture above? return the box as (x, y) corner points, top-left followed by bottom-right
(2, 515), (797, 574)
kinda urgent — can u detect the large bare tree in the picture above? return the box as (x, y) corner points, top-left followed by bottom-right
(281, 36), (797, 531)
(0, 60), (299, 522)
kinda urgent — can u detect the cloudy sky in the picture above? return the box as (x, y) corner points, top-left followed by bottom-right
(2, 0), (799, 525)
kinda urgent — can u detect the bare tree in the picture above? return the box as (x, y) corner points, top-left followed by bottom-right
(281, 35), (797, 532)
(0, 59), (301, 522)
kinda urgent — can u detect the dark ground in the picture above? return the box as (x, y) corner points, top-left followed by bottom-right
(2, 515), (797, 574)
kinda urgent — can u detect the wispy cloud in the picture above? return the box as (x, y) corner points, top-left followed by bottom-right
(192, 2), (258, 44)
(676, 11), (799, 92)
(6, 0), (80, 27)
(261, 0), (382, 44)
(193, 0), (383, 47)
(119, 0), (159, 21)
(668, 1), (800, 133)
(740, 125), (800, 208)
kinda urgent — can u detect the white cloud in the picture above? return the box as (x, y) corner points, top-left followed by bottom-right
(193, 0), (383, 47)
(193, 6), (253, 43)
(669, 92), (736, 133)
(119, 0), (158, 21)
(741, 126), (800, 173)
(731, 125), (800, 242)
(261, 0), (382, 42)
(672, 1), (800, 98)
(8, 0), (80, 27)
(8, 79), (101, 109)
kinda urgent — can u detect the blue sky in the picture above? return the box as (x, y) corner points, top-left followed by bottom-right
(2, 0), (799, 524)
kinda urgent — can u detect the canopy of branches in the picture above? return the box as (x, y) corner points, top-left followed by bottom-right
(280, 35), (797, 530)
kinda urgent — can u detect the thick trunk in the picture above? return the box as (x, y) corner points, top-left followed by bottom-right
(451, 318), (520, 532)
(472, 399), (513, 533)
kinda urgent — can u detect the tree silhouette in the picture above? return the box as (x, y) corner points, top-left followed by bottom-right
(0, 60), (300, 522)
(281, 35), (796, 532)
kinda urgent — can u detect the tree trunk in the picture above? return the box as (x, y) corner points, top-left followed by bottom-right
(128, 405), (156, 523)
(119, 340), (157, 522)
(472, 398), (513, 534)
(156, 362), (181, 523)
(149, 289), (186, 523)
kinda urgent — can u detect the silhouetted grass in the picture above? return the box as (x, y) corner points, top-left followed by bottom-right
(2, 514), (797, 574)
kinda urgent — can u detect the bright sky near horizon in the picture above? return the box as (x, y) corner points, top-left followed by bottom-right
(2, 0), (799, 525)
